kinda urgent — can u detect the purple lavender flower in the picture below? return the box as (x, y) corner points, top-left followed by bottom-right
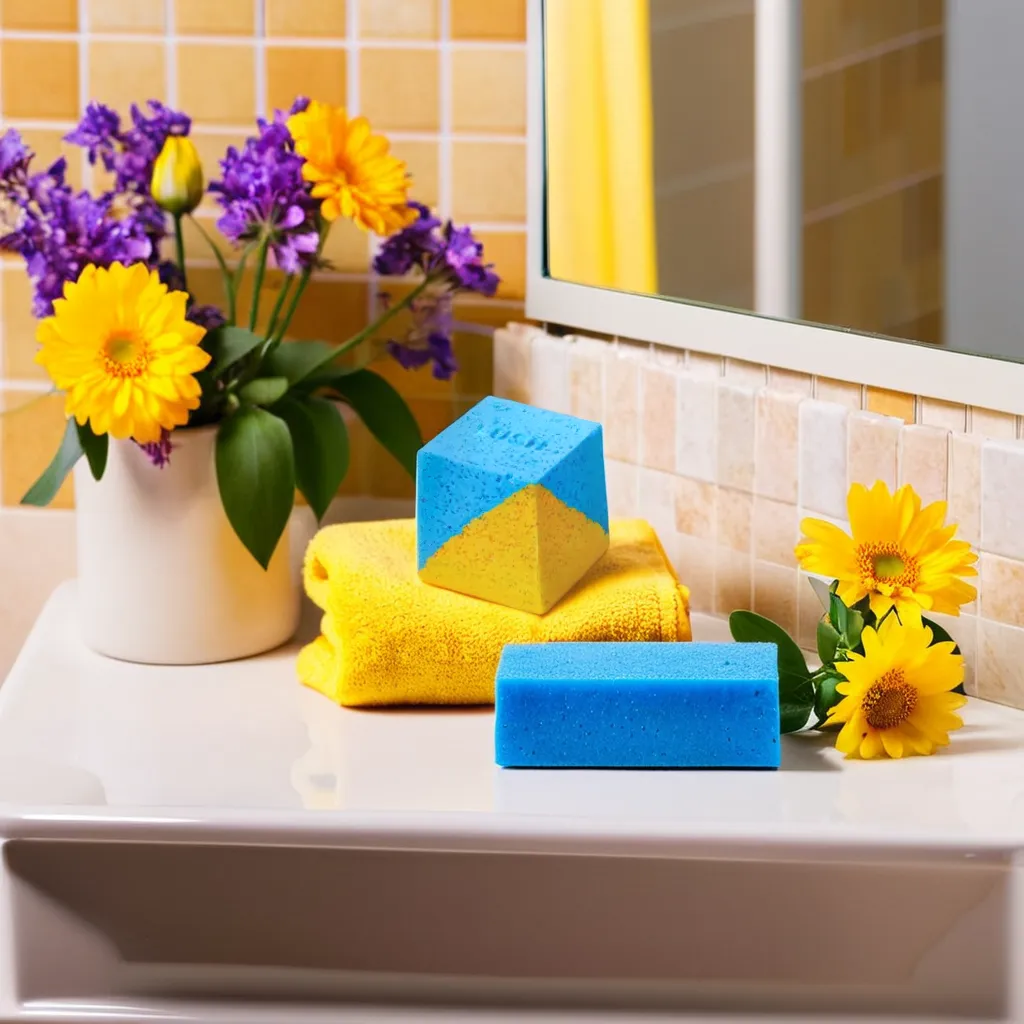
(0, 129), (30, 180)
(373, 203), (499, 297)
(138, 429), (173, 468)
(67, 100), (191, 196)
(187, 304), (226, 330)
(385, 288), (459, 381)
(209, 104), (320, 273)
(0, 136), (155, 316)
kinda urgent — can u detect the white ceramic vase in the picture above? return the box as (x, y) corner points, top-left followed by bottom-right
(73, 425), (301, 665)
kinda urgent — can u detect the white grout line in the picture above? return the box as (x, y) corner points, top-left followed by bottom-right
(165, 0), (177, 104)
(0, 29), (525, 50)
(438, 0), (453, 221)
(2, 118), (525, 146)
(253, 0), (266, 116)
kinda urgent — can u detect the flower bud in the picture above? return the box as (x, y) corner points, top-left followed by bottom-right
(150, 136), (203, 216)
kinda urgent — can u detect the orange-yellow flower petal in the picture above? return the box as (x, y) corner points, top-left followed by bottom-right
(795, 480), (977, 623)
(34, 262), (210, 445)
(287, 102), (416, 235)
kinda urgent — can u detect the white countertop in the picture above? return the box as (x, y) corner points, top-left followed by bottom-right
(1, 584), (1022, 1023)
(0, 582), (1020, 851)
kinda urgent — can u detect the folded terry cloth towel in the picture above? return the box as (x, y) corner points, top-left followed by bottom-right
(298, 518), (691, 707)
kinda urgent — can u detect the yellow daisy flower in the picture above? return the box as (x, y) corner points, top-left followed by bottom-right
(35, 262), (210, 444)
(826, 616), (966, 759)
(286, 101), (416, 234)
(795, 480), (977, 625)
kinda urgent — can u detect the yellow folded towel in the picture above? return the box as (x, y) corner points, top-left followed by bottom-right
(298, 518), (691, 707)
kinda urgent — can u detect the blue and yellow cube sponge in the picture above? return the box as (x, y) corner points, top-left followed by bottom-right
(416, 397), (610, 614)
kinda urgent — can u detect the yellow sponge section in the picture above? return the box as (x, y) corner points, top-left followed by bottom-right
(418, 483), (610, 614)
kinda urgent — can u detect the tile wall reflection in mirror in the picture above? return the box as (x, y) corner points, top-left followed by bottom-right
(545, 0), (1024, 361)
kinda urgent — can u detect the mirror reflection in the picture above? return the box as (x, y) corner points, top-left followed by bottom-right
(545, 1), (1023, 360)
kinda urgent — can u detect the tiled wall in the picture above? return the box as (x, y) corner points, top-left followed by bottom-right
(495, 322), (1024, 712)
(0, 0), (526, 676)
(0, 0), (526, 508)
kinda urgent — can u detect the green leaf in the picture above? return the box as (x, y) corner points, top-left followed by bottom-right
(323, 369), (422, 477)
(816, 615), (840, 666)
(728, 610), (814, 733)
(274, 395), (350, 521)
(844, 603), (865, 651)
(215, 406), (296, 569)
(828, 582), (849, 636)
(238, 376), (289, 407)
(21, 417), (83, 506)
(807, 575), (833, 612)
(262, 339), (339, 385)
(922, 616), (967, 696)
(813, 670), (846, 729)
(206, 325), (264, 377)
(76, 421), (108, 481)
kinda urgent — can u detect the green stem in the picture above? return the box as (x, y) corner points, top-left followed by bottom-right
(228, 241), (258, 327)
(248, 236), (270, 332)
(173, 215), (187, 292)
(267, 222), (331, 347)
(330, 275), (434, 361)
(264, 275), (295, 342)
(189, 215), (233, 319)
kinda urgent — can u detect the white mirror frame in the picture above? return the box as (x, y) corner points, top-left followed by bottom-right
(524, 0), (1024, 415)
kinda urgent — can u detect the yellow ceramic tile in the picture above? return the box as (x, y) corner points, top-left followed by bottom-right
(408, 396), (458, 441)
(1, 271), (46, 382)
(188, 131), (248, 210)
(1, 391), (74, 509)
(451, 333), (493, 396)
(866, 386), (915, 423)
(89, 42), (166, 116)
(473, 230), (524, 299)
(285, 280), (370, 344)
(175, 0), (255, 35)
(453, 297), (524, 330)
(393, 140), (439, 209)
(373, 350), (455, 401)
(359, 48), (439, 131)
(451, 0), (525, 40)
(359, 0), (437, 38)
(451, 50), (525, 134)
(1, 0), (77, 29)
(266, 0), (347, 37)
(17, 128), (84, 189)
(266, 46), (346, 115)
(322, 220), (372, 272)
(1, 40), (79, 120)
(87, 0), (165, 32)
(178, 45), (255, 126)
(451, 142), (526, 222)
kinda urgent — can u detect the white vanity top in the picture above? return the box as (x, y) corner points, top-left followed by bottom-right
(0, 583), (1022, 1023)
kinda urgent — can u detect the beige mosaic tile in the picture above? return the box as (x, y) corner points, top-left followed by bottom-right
(753, 562), (798, 636)
(674, 477), (716, 541)
(568, 336), (604, 423)
(641, 365), (678, 472)
(949, 432), (982, 548)
(717, 487), (753, 553)
(716, 384), (757, 492)
(981, 440), (1024, 561)
(847, 411), (900, 491)
(714, 547), (752, 616)
(979, 554), (1024, 629)
(492, 326), (531, 405)
(676, 375), (717, 482)
(977, 618), (1024, 709)
(754, 389), (801, 503)
(753, 496), (799, 567)
(724, 359), (768, 388)
(604, 459), (638, 519)
(603, 346), (641, 463)
(677, 534), (715, 614)
(899, 424), (949, 506)
(798, 400), (848, 518)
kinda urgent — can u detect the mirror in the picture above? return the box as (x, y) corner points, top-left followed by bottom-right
(544, 0), (1024, 362)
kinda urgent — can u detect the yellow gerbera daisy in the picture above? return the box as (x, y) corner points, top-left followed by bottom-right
(795, 480), (977, 625)
(35, 262), (210, 444)
(826, 616), (966, 759)
(286, 101), (416, 234)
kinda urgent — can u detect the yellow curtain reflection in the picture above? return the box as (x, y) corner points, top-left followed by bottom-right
(545, 0), (657, 294)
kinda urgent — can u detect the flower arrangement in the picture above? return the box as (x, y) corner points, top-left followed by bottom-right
(730, 481), (977, 759)
(0, 98), (498, 568)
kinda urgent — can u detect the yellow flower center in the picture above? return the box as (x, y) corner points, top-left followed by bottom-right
(861, 669), (918, 730)
(104, 332), (149, 378)
(856, 542), (920, 589)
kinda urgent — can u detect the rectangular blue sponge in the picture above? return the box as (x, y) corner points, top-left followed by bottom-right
(495, 642), (780, 769)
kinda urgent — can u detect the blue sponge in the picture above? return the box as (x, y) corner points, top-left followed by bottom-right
(495, 642), (780, 769)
